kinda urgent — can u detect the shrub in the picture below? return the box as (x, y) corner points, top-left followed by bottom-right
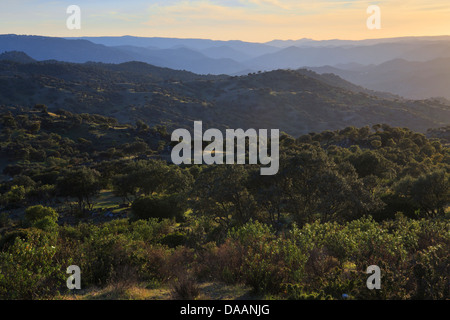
(0, 229), (64, 299)
(131, 194), (186, 222)
(80, 234), (135, 287)
(0, 212), (12, 228)
(204, 221), (309, 294)
(24, 205), (59, 231)
(171, 275), (200, 300)
(160, 232), (189, 248)
(25, 205), (58, 224)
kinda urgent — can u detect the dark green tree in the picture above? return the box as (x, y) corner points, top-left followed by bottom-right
(57, 167), (101, 211)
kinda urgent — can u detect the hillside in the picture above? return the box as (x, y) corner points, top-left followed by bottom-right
(4, 35), (450, 79)
(0, 34), (135, 63)
(0, 58), (448, 137)
(0, 43), (448, 304)
(247, 41), (450, 70)
(0, 105), (449, 301)
(0, 35), (248, 75)
(0, 51), (36, 64)
(310, 58), (450, 100)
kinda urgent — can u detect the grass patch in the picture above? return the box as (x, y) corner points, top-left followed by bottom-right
(57, 282), (256, 300)
(92, 190), (126, 211)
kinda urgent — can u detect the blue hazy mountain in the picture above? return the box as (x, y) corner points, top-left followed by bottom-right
(265, 36), (450, 48)
(309, 57), (450, 100)
(4, 34), (450, 74)
(0, 50), (36, 63)
(0, 34), (136, 63)
(247, 41), (450, 70)
(110, 45), (247, 74)
(67, 36), (280, 57)
(3, 34), (450, 99)
(0, 34), (248, 75)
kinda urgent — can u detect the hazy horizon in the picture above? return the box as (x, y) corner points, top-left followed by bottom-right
(1, 1), (450, 42)
(3, 33), (450, 45)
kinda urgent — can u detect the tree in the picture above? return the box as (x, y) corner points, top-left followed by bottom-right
(57, 167), (101, 211)
(394, 169), (449, 217)
(192, 165), (257, 227)
(114, 160), (193, 198)
(26, 184), (57, 206)
(1, 185), (26, 208)
(1, 112), (16, 128)
(112, 173), (139, 204)
(26, 121), (41, 134)
(25, 205), (59, 231)
(410, 170), (449, 216)
(33, 104), (48, 114)
(131, 194), (186, 221)
(135, 120), (149, 132)
(348, 150), (392, 178)
(123, 141), (148, 155)
(268, 147), (384, 224)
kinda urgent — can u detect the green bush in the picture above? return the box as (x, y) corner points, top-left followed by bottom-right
(212, 221), (309, 294)
(160, 232), (189, 248)
(24, 205), (59, 231)
(0, 229), (64, 299)
(25, 205), (58, 223)
(131, 194), (186, 222)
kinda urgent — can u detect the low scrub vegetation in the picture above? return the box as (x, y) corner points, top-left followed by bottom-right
(0, 107), (448, 300)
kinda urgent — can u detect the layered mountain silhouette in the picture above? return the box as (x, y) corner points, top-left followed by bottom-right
(2, 34), (450, 72)
(0, 56), (448, 136)
(0, 51), (36, 64)
(2, 34), (450, 101)
(309, 58), (450, 100)
(0, 35), (249, 74)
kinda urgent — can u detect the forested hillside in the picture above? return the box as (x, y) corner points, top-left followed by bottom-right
(0, 106), (448, 300)
(0, 58), (449, 136)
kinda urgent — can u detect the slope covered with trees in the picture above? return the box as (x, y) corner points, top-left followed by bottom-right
(0, 58), (449, 137)
(0, 106), (448, 300)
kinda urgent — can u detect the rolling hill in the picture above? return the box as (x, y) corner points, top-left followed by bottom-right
(0, 35), (247, 75)
(0, 57), (448, 137)
(310, 58), (450, 100)
(4, 34), (450, 79)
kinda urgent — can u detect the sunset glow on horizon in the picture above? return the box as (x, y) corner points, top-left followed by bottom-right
(1, 0), (449, 42)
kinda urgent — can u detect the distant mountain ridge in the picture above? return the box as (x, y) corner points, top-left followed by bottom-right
(0, 58), (448, 136)
(3, 34), (450, 76)
(66, 36), (280, 57)
(0, 34), (248, 75)
(265, 35), (450, 48)
(248, 42), (450, 70)
(309, 57), (450, 100)
(0, 51), (36, 63)
(2, 34), (450, 101)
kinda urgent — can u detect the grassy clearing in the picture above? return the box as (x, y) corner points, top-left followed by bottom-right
(58, 282), (256, 301)
(92, 190), (127, 211)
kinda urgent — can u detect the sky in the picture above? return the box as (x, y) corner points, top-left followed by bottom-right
(1, 0), (450, 42)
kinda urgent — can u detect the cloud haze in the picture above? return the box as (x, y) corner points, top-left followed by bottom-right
(0, 0), (449, 41)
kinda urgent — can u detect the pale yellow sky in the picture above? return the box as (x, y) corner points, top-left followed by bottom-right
(1, 0), (449, 41)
